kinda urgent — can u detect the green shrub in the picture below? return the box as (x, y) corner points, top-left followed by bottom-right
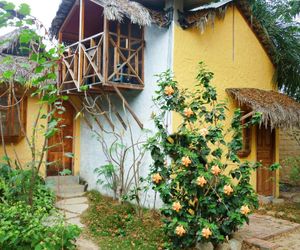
(147, 64), (261, 248)
(283, 156), (300, 185)
(0, 165), (81, 249)
(0, 202), (80, 250)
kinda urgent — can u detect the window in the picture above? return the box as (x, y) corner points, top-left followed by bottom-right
(237, 107), (252, 158)
(0, 95), (27, 143)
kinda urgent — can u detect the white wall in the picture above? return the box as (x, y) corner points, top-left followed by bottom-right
(79, 23), (173, 209)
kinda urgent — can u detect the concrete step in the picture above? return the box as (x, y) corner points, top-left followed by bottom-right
(46, 176), (80, 186)
(56, 192), (86, 199)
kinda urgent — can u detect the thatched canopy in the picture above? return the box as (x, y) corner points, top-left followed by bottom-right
(50, 0), (172, 38)
(226, 88), (300, 129)
(0, 29), (35, 83)
(178, 0), (276, 65)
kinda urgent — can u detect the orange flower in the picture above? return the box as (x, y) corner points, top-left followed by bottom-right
(223, 185), (234, 196)
(202, 228), (212, 239)
(199, 128), (209, 137)
(184, 108), (194, 118)
(175, 225), (186, 237)
(211, 165), (221, 176)
(240, 205), (251, 215)
(164, 86), (174, 96)
(172, 202), (182, 212)
(152, 173), (162, 184)
(182, 156), (192, 167)
(196, 176), (207, 187)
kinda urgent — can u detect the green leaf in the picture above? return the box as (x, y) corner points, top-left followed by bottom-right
(18, 3), (31, 16)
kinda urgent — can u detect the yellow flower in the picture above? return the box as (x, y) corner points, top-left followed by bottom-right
(175, 225), (186, 237)
(152, 173), (162, 184)
(188, 209), (195, 215)
(199, 128), (209, 137)
(223, 185), (234, 196)
(182, 156), (192, 167)
(196, 176), (207, 187)
(211, 165), (221, 176)
(184, 108), (194, 118)
(172, 202), (182, 212)
(202, 228), (212, 239)
(240, 205), (251, 215)
(164, 86), (174, 96)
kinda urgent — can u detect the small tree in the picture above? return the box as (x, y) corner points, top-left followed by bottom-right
(147, 63), (262, 248)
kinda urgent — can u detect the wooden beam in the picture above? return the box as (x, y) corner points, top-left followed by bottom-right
(240, 111), (255, 121)
(112, 85), (143, 129)
(103, 17), (109, 84)
(58, 1), (80, 36)
(78, 0), (85, 88)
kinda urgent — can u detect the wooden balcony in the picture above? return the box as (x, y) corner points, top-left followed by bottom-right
(60, 29), (145, 93)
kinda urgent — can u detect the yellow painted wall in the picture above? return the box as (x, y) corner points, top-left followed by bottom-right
(0, 96), (48, 176)
(173, 6), (278, 194)
(0, 97), (81, 177)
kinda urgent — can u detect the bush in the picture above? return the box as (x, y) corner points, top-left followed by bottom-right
(0, 164), (81, 249)
(147, 64), (261, 248)
(283, 156), (300, 185)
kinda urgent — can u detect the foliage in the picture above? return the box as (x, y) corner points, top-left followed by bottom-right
(82, 191), (165, 250)
(146, 63), (263, 248)
(0, 165), (81, 249)
(283, 156), (300, 185)
(248, 0), (300, 100)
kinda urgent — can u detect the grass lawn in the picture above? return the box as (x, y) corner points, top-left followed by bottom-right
(256, 202), (300, 224)
(82, 191), (166, 250)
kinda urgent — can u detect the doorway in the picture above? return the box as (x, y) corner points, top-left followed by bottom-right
(256, 126), (276, 196)
(47, 101), (75, 176)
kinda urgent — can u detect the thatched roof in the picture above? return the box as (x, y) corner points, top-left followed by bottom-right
(178, 0), (276, 65)
(50, 0), (172, 38)
(226, 88), (300, 129)
(0, 29), (36, 83)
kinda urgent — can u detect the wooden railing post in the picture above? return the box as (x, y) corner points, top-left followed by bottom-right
(78, 0), (85, 89)
(103, 17), (109, 84)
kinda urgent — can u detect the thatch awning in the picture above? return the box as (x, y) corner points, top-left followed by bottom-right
(50, 0), (172, 39)
(178, 0), (276, 65)
(226, 88), (300, 129)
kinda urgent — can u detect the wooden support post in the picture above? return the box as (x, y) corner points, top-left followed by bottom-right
(103, 18), (109, 84)
(58, 32), (63, 88)
(128, 23), (131, 80)
(78, 0), (85, 89)
(141, 27), (145, 85)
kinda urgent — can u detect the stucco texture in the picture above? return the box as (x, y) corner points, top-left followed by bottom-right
(173, 6), (279, 195)
(0, 96), (48, 175)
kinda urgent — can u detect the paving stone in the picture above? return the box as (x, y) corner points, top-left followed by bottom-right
(77, 236), (99, 250)
(61, 211), (79, 219)
(259, 195), (273, 205)
(57, 203), (89, 214)
(267, 211), (276, 216)
(67, 217), (85, 228)
(292, 194), (300, 203)
(56, 197), (88, 206)
(280, 192), (297, 199)
(272, 198), (285, 204)
(244, 238), (280, 250)
(216, 242), (231, 250)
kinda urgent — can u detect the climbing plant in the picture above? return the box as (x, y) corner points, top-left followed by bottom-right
(147, 63), (262, 248)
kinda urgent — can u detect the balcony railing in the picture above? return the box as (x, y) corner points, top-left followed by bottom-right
(60, 31), (145, 92)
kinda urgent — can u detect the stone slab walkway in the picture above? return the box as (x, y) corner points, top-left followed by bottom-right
(55, 195), (99, 250)
(234, 214), (300, 249)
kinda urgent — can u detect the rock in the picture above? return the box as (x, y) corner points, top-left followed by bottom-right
(266, 211), (276, 216)
(259, 195), (273, 205)
(277, 211), (285, 216)
(216, 243), (230, 250)
(272, 198), (284, 204)
(196, 242), (214, 250)
(229, 239), (242, 250)
(280, 192), (296, 199)
(67, 217), (85, 228)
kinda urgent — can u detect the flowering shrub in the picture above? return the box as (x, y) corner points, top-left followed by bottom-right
(147, 63), (262, 248)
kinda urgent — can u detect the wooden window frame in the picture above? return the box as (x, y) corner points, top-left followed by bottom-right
(0, 95), (27, 144)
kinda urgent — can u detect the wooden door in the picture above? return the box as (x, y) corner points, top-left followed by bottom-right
(257, 127), (275, 196)
(47, 102), (75, 176)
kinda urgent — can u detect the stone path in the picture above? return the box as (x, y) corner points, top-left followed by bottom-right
(235, 214), (300, 249)
(56, 195), (99, 250)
